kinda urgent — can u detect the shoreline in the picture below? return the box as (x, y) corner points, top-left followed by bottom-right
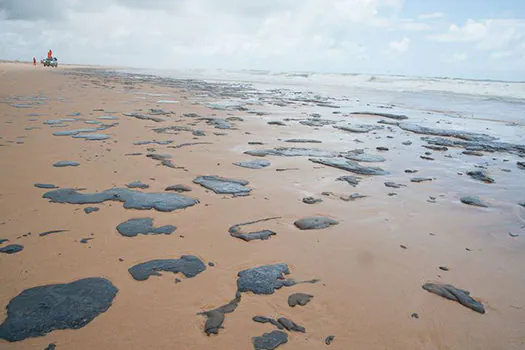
(0, 63), (524, 350)
(5, 59), (525, 84)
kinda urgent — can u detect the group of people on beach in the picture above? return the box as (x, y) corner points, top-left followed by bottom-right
(33, 49), (55, 66)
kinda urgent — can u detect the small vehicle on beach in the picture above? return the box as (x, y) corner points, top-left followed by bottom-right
(42, 57), (58, 67)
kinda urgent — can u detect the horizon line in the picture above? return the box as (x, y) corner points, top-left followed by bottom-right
(2, 59), (525, 84)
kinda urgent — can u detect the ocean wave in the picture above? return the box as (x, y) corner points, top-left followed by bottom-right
(482, 96), (525, 105)
(129, 68), (525, 101)
(285, 72), (311, 78)
(242, 69), (272, 76)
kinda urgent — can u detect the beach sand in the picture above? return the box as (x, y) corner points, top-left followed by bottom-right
(1, 62), (525, 349)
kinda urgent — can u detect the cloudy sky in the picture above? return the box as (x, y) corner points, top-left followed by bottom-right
(1, 0), (524, 80)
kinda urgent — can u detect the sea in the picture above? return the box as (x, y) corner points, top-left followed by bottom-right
(120, 68), (525, 142)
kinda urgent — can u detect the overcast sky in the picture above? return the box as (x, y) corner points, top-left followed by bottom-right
(1, 0), (524, 80)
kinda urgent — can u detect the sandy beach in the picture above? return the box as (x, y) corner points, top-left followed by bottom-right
(1, 62), (525, 349)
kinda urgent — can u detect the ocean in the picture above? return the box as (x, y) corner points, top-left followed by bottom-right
(126, 68), (525, 120)
(118, 67), (525, 143)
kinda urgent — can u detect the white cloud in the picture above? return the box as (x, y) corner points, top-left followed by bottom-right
(431, 19), (525, 50)
(490, 51), (513, 59)
(389, 37), (410, 54)
(429, 18), (525, 67)
(0, 0), (524, 79)
(399, 19), (431, 31)
(432, 19), (488, 42)
(418, 12), (445, 20)
(447, 52), (468, 63)
(0, 0), (408, 69)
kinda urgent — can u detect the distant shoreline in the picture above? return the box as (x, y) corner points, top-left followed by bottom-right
(1, 59), (524, 84)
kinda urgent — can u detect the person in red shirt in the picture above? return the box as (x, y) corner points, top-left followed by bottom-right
(48, 49), (52, 59)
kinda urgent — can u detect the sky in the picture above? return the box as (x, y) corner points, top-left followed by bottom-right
(0, 0), (524, 81)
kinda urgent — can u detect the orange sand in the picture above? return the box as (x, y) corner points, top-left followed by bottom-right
(0, 62), (524, 349)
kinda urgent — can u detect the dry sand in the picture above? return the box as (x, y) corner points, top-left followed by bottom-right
(1, 62), (525, 349)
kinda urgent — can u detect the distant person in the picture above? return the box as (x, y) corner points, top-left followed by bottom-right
(48, 49), (52, 59)
(33, 57), (36, 66)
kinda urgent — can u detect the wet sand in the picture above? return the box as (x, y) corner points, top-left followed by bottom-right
(1, 62), (525, 349)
